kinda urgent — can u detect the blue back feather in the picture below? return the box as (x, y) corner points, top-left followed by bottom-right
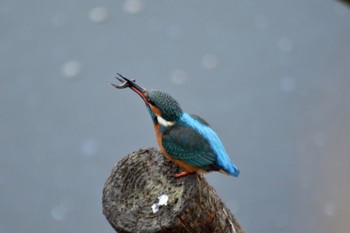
(179, 113), (240, 176)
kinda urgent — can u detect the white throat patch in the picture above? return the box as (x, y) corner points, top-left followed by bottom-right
(157, 116), (175, 127)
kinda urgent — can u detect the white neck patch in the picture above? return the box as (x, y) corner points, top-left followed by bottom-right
(157, 116), (175, 127)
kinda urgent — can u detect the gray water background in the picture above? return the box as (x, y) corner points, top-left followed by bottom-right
(1, 1), (350, 233)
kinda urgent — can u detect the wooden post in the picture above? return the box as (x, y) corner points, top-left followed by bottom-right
(103, 147), (244, 233)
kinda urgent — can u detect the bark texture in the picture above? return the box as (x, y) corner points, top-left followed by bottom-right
(103, 147), (244, 233)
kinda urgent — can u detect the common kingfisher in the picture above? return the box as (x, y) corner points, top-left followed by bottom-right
(110, 74), (240, 178)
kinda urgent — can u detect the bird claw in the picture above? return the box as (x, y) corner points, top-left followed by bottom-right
(107, 73), (136, 89)
(175, 170), (194, 178)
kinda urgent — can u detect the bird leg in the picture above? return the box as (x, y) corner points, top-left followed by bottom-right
(175, 170), (195, 178)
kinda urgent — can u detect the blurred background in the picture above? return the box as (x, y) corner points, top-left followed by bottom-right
(1, 0), (350, 232)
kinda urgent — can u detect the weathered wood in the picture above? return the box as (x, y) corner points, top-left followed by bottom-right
(103, 147), (244, 233)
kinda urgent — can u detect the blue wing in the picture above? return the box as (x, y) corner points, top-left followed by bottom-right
(161, 125), (218, 171)
(165, 113), (240, 177)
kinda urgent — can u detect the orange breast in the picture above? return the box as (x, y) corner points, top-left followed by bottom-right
(153, 123), (207, 174)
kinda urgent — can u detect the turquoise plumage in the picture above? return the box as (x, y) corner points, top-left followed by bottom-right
(162, 113), (240, 176)
(111, 75), (240, 178)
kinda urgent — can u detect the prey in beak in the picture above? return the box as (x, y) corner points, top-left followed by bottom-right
(108, 73), (149, 104)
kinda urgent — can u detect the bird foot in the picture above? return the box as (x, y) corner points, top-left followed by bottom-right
(175, 170), (194, 178)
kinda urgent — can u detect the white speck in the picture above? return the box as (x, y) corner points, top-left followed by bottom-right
(152, 194), (169, 213)
(81, 139), (99, 158)
(201, 54), (219, 70)
(278, 37), (293, 53)
(323, 201), (336, 216)
(158, 194), (169, 205)
(151, 204), (158, 213)
(280, 77), (295, 92)
(313, 132), (326, 147)
(51, 204), (66, 221)
(254, 14), (269, 31)
(62, 60), (81, 78)
(124, 0), (143, 14)
(89, 7), (108, 23)
(169, 69), (188, 85)
(52, 13), (67, 27)
(333, 2), (347, 17)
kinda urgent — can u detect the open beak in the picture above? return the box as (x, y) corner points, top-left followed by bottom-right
(109, 73), (149, 104)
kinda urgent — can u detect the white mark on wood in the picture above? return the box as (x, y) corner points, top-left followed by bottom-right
(151, 194), (169, 213)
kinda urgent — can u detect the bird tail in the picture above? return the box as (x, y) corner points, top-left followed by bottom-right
(221, 162), (240, 177)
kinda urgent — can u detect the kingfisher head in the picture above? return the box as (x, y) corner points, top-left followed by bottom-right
(110, 74), (183, 126)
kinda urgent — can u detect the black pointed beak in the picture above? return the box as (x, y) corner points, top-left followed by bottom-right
(109, 73), (149, 103)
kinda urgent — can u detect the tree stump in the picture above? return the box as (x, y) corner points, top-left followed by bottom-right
(103, 147), (244, 233)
